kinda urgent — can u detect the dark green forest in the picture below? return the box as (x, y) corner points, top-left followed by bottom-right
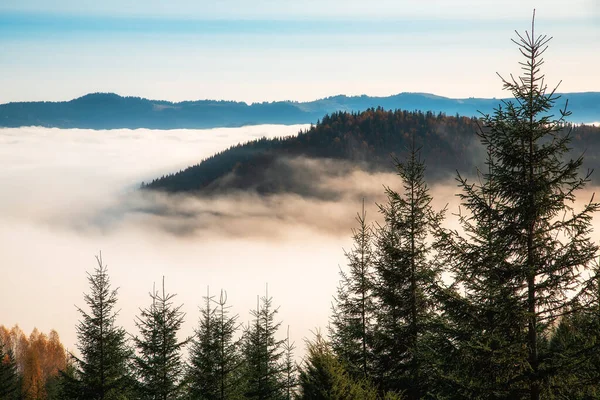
(143, 111), (600, 196)
(3, 16), (600, 400)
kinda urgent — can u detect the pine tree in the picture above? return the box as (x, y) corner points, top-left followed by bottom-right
(371, 144), (443, 399)
(546, 265), (600, 398)
(434, 148), (527, 399)
(242, 289), (284, 400)
(0, 335), (19, 400)
(133, 278), (187, 400)
(73, 253), (133, 400)
(55, 356), (82, 400)
(280, 327), (297, 400)
(435, 12), (599, 399)
(297, 332), (400, 400)
(330, 202), (375, 380)
(188, 289), (241, 400)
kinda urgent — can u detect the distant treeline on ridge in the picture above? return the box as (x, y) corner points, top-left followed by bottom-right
(1, 91), (599, 129)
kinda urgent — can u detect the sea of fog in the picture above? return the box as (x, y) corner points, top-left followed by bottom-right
(0, 124), (403, 358)
(2, 124), (598, 359)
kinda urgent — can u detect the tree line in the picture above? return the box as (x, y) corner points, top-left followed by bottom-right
(3, 16), (600, 400)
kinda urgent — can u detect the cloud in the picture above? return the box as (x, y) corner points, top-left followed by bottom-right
(84, 158), (406, 239)
(0, 125), (402, 357)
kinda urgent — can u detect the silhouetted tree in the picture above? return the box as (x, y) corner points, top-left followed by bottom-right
(187, 289), (242, 400)
(371, 144), (444, 399)
(242, 289), (284, 400)
(297, 332), (399, 400)
(280, 327), (297, 400)
(435, 13), (599, 399)
(0, 335), (19, 400)
(133, 278), (187, 400)
(72, 254), (133, 400)
(330, 203), (375, 380)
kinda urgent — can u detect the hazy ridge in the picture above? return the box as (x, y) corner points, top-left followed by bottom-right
(145, 109), (600, 196)
(1, 91), (599, 129)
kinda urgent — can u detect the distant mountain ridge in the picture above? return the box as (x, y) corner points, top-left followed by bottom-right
(1, 91), (599, 129)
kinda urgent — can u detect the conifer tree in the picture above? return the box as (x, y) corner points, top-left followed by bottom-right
(242, 289), (284, 400)
(330, 202), (375, 380)
(188, 289), (241, 400)
(435, 13), (599, 399)
(73, 254), (133, 400)
(133, 278), (187, 400)
(0, 335), (19, 400)
(546, 265), (600, 398)
(371, 144), (443, 399)
(434, 148), (526, 398)
(297, 332), (400, 400)
(280, 327), (297, 400)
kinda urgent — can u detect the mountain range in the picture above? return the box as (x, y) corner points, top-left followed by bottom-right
(1, 92), (599, 129)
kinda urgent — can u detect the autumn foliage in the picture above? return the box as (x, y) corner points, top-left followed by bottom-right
(0, 325), (67, 400)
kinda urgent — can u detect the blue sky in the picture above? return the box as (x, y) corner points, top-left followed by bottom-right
(0, 0), (598, 103)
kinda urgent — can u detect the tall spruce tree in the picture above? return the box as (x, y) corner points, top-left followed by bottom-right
(330, 202), (375, 380)
(133, 278), (187, 400)
(187, 289), (241, 400)
(434, 148), (526, 399)
(371, 144), (444, 399)
(242, 289), (284, 400)
(435, 13), (599, 399)
(73, 254), (133, 400)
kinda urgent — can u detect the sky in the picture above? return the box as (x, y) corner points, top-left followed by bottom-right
(0, 0), (598, 103)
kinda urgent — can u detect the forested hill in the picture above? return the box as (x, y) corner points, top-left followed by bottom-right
(143, 109), (600, 196)
(1, 91), (599, 129)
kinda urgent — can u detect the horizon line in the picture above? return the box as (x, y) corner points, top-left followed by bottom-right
(2, 90), (599, 107)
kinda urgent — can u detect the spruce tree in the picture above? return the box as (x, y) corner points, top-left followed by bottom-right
(280, 327), (297, 400)
(188, 289), (241, 400)
(434, 148), (526, 399)
(242, 289), (284, 400)
(435, 13), (599, 399)
(371, 144), (443, 399)
(330, 202), (375, 380)
(546, 265), (600, 398)
(73, 254), (133, 400)
(133, 278), (187, 400)
(0, 336), (19, 400)
(297, 332), (400, 400)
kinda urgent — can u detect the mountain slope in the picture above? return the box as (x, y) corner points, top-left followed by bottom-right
(143, 109), (600, 197)
(1, 92), (599, 129)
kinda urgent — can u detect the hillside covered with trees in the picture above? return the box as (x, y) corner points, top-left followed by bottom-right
(143, 110), (600, 196)
(4, 15), (600, 400)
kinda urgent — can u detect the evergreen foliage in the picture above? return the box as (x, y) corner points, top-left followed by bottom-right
(371, 143), (444, 398)
(330, 202), (375, 380)
(187, 289), (242, 400)
(281, 327), (297, 400)
(434, 13), (600, 399)
(133, 278), (187, 400)
(144, 109), (482, 195)
(8, 12), (600, 400)
(72, 254), (133, 400)
(0, 336), (19, 400)
(242, 290), (284, 400)
(298, 331), (401, 400)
